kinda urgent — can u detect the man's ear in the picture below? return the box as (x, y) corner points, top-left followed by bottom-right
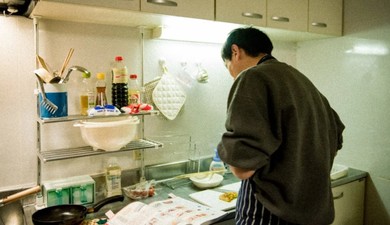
(231, 44), (240, 60)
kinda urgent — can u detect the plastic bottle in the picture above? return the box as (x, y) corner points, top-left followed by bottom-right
(209, 148), (225, 175)
(80, 72), (95, 115)
(105, 157), (122, 197)
(95, 72), (108, 106)
(111, 56), (128, 109)
(128, 74), (141, 105)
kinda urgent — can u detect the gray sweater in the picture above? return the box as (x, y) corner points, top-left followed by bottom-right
(218, 58), (345, 224)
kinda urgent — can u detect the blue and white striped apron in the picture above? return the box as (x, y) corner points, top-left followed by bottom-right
(235, 179), (299, 225)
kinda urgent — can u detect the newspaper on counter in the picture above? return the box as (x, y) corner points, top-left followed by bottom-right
(106, 196), (228, 225)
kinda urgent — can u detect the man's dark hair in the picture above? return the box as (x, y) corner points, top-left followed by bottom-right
(221, 27), (273, 60)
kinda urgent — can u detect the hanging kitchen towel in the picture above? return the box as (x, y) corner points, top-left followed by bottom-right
(152, 64), (186, 120)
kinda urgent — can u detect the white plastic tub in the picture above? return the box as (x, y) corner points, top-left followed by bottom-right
(74, 116), (139, 151)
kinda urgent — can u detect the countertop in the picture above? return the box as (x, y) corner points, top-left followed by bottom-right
(24, 167), (367, 225)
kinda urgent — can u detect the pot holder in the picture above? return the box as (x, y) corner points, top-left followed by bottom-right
(152, 63), (186, 120)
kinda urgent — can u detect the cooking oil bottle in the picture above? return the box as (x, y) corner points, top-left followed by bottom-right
(95, 72), (107, 106)
(128, 74), (141, 105)
(105, 157), (122, 197)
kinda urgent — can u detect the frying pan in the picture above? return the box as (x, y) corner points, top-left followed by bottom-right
(32, 195), (124, 225)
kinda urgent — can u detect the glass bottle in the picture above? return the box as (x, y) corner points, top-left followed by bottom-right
(95, 72), (107, 106)
(80, 72), (94, 115)
(128, 74), (141, 105)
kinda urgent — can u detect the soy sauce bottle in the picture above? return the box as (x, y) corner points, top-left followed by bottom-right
(111, 56), (128, 110)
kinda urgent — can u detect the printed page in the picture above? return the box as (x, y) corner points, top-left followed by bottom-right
(107, 197), (227, 225)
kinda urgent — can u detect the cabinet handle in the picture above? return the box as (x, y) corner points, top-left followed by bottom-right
(241, 12), (263, 19)
(147, 0), (178, 7)
(271, 16), (290, 22)
(333, 192), (344, 200)
(311, 22), (327, 28)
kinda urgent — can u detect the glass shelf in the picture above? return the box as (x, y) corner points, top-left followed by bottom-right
(38, 139), (163, 162)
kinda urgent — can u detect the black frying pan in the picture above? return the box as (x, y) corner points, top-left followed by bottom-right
(32, 195), (124, 225)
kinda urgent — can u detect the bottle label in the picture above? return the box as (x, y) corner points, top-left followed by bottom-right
(112, 67), (128, 84)
(128, 90), (140, 104)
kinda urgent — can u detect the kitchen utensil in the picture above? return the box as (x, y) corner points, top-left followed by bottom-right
(59, 48), (74, 77)
(173, 170), (226, 179)
(36, 55), (50, 72)
(32, 195), (124, 225)
(34, 68), (53, 84)
(35, 74), (58, 114)
(59, 65), (90, 84)
(73, 116), (139, 151)
(0, 186), (41, 207)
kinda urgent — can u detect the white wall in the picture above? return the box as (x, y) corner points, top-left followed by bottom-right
(296, 0), (390, 224)
(0, 15), (297, 189)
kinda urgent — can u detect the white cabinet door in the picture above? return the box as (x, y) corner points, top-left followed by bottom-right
(266, 0), (308, 32)
(309, 0), (343, 36)
(216, 0), (266, 27)
(43, 0), (140, 11)
(141, 0), (214, 20)
(331, 179), (365, 225)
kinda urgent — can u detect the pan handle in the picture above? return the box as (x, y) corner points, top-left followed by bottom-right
(0, 186), (41, 207)
(88, 195), (124, 213)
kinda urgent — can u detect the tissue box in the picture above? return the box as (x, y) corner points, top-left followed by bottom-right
(43, 175), (95, 207)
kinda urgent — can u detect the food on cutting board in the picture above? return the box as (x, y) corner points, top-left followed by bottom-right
(219, 191), (238, 202)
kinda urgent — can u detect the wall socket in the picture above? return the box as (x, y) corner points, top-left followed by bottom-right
(133, 150), (142, 160)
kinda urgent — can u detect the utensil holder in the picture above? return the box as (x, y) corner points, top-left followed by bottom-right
(39, 83), (68, 118)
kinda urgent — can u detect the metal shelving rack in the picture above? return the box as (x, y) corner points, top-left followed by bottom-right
(34, 16), (162, 185)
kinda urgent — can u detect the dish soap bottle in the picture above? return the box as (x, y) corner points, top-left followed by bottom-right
(111, 56), (128, 109)
(209, 148), (225, 175)
(95, 72), (107, 106)
(105, 157), (122, 197)
(128, 74), (141, 105)
(80, 72), (94, 115)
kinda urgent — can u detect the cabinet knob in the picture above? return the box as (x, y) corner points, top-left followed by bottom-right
(271, 16), (290, 22)
(311, 22), (328, 28)
(147, 0), (178, 7)
(241, 12), (263, 19)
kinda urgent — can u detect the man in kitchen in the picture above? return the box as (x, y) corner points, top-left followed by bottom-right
(217, 27), (345, 225)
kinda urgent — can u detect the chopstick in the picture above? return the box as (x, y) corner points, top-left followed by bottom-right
(174, 170), (226, 179)
(59, 48), (74, 76)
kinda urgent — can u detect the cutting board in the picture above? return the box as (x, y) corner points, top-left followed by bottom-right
(189, 189), (237, 211)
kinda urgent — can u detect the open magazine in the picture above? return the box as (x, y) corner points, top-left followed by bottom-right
(106, 196), (228, 225)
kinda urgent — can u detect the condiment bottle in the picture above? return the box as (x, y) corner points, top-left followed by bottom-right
(209, 148), (225, 175)
(105, 157), (122, 197)
(111, 56), (128, 109)
(95, 72), (107, 106)
(128, 74), (141, 105)
(80, 72), (94, 115)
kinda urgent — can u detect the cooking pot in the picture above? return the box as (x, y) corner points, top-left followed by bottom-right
(32, 195), (124, 225)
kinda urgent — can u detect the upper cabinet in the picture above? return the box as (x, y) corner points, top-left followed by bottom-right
(140, 0), (214, 20)
(43, 0), (140, 11)
(266, 0), (308, 32)
(309, 0), (343, 36)
(216, 0), (266, 27)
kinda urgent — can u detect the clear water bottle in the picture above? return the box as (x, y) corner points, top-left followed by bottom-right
(95, 72), (107, 106)
(111, 56), (128, 109)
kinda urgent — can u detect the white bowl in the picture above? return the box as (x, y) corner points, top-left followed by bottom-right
(74, 116), (139, 151)
(190, 174), (224, 189)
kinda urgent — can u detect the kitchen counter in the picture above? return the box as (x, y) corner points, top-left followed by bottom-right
(23, 167), (367, 225)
